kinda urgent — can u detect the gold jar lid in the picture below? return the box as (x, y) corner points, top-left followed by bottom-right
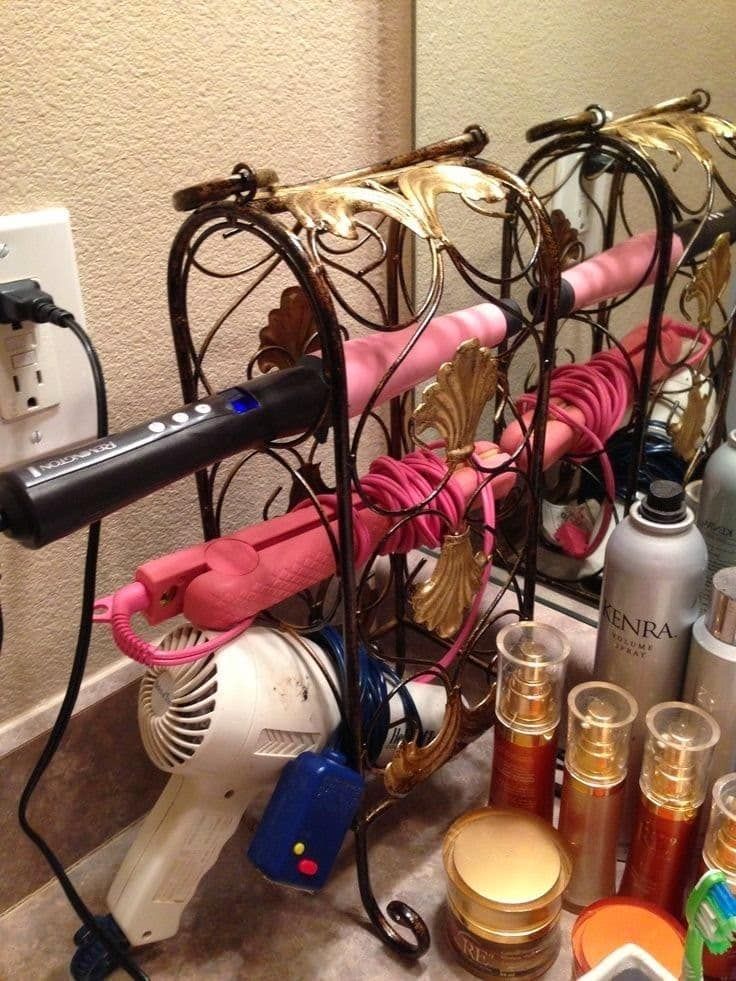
(443, 807), (572, 942)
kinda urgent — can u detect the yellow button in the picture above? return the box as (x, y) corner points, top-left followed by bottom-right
(293, 842), (305, 856)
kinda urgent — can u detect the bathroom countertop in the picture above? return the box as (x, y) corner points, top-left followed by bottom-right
(0, 602), (597, 980)
(0, 725), (586, 981)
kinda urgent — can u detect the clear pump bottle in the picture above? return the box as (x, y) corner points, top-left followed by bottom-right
(620, 702), (720, 916)
(700, 774), (736, 979)
(489, 621), (570, 821)
(558, 682), (637, 911)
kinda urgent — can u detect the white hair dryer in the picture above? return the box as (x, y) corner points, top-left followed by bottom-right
(103, 624), (445, 949)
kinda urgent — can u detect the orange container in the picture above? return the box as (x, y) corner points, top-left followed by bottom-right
(571, 897), (685, 978)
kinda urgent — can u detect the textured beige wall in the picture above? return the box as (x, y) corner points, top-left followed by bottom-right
(417, 0), (736, 161)
(416, 0), (736, 327)
(0, 0), (413, 720)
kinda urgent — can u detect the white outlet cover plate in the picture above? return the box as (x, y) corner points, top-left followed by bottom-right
(0, 208), (97, 467)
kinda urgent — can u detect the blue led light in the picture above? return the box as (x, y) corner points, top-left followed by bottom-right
(229, 391), (260, 414)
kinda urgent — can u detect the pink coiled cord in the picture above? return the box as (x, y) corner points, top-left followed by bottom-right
(94, 581), (256, 667)
(518, 318), (712, 558)
(353, 449), (496, 682)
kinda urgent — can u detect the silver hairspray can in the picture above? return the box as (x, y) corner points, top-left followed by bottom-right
(697, 431), (736, 610)
(683, 567), (736, 789)
(593, 480), (707, 841)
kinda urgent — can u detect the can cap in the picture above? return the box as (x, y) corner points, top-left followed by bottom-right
(639, 480), (686, 523)
(706, 568), (736, 645)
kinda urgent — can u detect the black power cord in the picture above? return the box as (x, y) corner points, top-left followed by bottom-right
(0, 279), (149, 981)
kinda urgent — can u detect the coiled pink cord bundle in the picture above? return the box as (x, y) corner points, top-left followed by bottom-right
(516, 318), (712, 558)
(351, 449), (495, 682)
(351, 450), (472, 559)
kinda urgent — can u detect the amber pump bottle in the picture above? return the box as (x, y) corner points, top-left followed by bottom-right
(620, 702), (720, 916)
(700, 773), (736, 979)
(489, 621), (570, 821)
(558, 682), (638, 912)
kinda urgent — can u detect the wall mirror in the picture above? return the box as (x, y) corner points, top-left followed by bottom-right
(415, 0), (736, 617)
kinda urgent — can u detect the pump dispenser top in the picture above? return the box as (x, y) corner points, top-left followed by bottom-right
(641, 702), (720, 811)
(704, 773), (736, 880)
(496, 622), (569, 734)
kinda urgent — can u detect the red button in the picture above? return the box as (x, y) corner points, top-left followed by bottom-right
(297, 858), (319, 876)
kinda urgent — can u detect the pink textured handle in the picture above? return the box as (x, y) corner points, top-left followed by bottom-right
(563, 230), (685, 310)
(135, 505), (324, 626)
(183, 508), (390, 630)
(344, 303), (512, 415)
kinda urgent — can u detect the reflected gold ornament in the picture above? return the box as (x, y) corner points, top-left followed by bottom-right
(670, 376), (709, 462)
(549, 208), (585, 269)
(603, 111), (736, 173)
(683, 232), (732, 331)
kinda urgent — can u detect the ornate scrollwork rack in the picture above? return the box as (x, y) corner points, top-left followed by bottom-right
(511, 89), (736, 603)
(165, 129), (561, 956)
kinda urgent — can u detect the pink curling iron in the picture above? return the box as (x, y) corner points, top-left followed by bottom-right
(0, 299), (519, 549)
(93, 316), (712, 665)
(528, 206), (736, 318)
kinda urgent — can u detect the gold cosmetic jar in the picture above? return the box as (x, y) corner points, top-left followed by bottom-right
(443, 807), (572, 979)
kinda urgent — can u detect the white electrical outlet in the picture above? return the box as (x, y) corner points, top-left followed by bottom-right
(0, 322), (62, 419)
(0, 209), (97, 467)
(550, 152), (589, 237)
(549, 117), (614, 256)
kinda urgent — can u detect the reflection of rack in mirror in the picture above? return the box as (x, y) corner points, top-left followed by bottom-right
(503, 92), (736, 606)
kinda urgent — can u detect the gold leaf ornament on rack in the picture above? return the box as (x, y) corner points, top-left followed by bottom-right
(383, 684), (497, 796)
(682, 232), (732, 331)
(278, 160), (509, 243)
(412, 337), (498, 468)
(282, 182), (430, 240)
(410, 338), (496, 639)
(257, 285), (321, 372)
(396, 163), (508, 241)
(412, 528), (487, 639)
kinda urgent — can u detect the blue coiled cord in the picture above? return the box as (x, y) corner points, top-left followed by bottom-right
(311, 625), (424, 765)
(579, 420), (689, 502)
